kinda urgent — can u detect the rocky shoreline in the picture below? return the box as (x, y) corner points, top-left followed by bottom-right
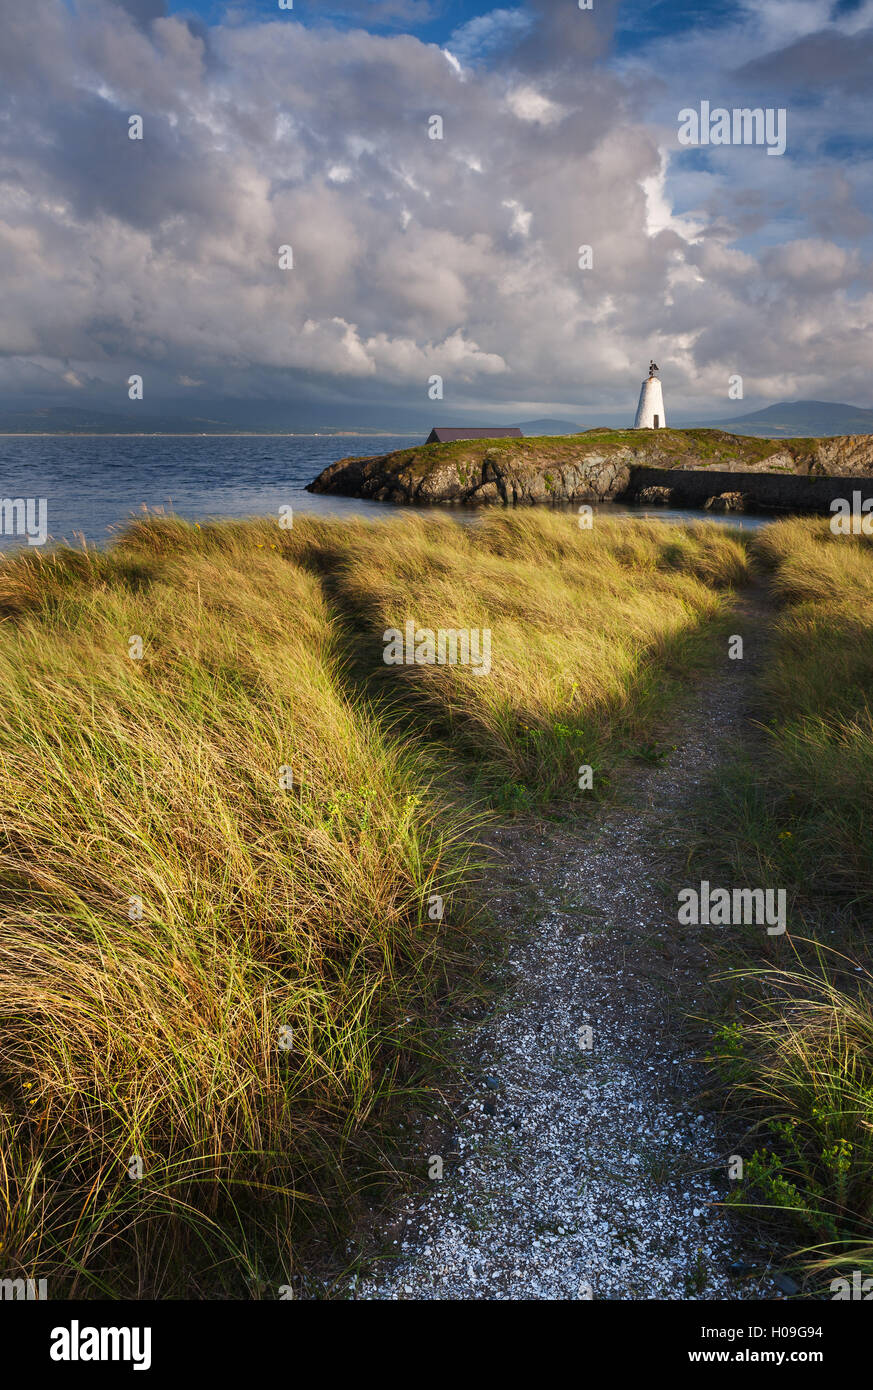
(306, 427), (873, 514)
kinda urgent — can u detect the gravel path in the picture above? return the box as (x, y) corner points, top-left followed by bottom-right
(351, 593), (779, 1300)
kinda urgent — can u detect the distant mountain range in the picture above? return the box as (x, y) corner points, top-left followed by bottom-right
(520, 403), (873, 439)
(0, 406), (236, 434)
(0, 399), (870, 439)
(0, 405), (416, 436)
(0, 407), (589, 438)
(697, 400), (873, 438)
(515, 418), (584, 436)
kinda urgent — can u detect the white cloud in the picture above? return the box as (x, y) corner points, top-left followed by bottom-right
(505, 84), (566, 126)
(642, 151), (705, 241)
(442, 48), (463, 77)
(502, 199), (532, 238)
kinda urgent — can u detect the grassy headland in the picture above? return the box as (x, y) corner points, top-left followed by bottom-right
(307, 427), (873, 507)
(342, 428), (799, 474)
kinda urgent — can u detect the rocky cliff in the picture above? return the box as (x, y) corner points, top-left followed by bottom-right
(306, 428), (873, 509)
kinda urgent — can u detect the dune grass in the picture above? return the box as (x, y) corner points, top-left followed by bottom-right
(716, 947), (873, 1281)
(0, 509), (749, 1296)
(703, 519), (873, 1281)
(296, 509), (749, 807)
(747, 518), (873, 908)
(0, 527), (482, 1297)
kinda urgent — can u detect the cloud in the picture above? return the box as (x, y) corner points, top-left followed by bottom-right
(0, 0), (870, 420)
(734, 25), (873, 96)
(114, 0), (168, 24)
(505, 84), (567, 125)
(446, 7), (533, 66)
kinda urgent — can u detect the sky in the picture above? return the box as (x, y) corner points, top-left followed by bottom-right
(1, 0), (871, 427)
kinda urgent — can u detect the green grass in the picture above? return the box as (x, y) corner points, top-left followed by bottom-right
(701, 518), (873, 1283)
(712, 519), (873, 912)
(0, 509), (749, 1297)
(15, 508), (871, 1295)
(0, 525), (483, 1296)
(296, 509), (749, 801)
(341, 427), (803, 482)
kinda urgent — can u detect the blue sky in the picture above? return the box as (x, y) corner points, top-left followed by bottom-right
(164, 0), (741, 51)
(173, 1), (482, 34)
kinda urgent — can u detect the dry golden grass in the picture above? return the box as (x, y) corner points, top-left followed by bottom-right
(0, 509), (749, 1295)
(300, 509), (749, 802)
(0, 525), (479, 1296)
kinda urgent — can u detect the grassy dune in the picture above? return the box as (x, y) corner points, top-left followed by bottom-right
(707, 519), (873, 1278)
(301, 510), (749, 806)
(0, 510), (747, 1296)
(0, 525), (480, 1296)
(751, 519), (873, 906)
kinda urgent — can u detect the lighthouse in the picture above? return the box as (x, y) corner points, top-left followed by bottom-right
(634, 361), (666, 429)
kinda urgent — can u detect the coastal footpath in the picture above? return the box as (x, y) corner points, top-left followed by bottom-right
(307, 427), (873, 513)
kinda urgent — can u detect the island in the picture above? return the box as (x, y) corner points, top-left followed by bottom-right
(307, 426), (873, 515)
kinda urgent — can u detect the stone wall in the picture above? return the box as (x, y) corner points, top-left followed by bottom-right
(622, 467), (873, 514)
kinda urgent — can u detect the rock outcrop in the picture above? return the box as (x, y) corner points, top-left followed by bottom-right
(307, 428), (873, 512)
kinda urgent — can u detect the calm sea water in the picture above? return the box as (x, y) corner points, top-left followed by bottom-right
(0, 433), (767, 550)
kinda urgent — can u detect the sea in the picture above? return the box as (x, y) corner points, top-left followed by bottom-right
(0, 433), (768, 551)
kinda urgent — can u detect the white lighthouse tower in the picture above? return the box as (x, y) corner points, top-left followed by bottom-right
(634, 361), (666, 429)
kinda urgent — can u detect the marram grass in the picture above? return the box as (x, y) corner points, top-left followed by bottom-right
(0, 527), (481, 1296)
(706, 519), (873, 1281)
(0, 509), (749, 1295)
(294, 509), (749, 804)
